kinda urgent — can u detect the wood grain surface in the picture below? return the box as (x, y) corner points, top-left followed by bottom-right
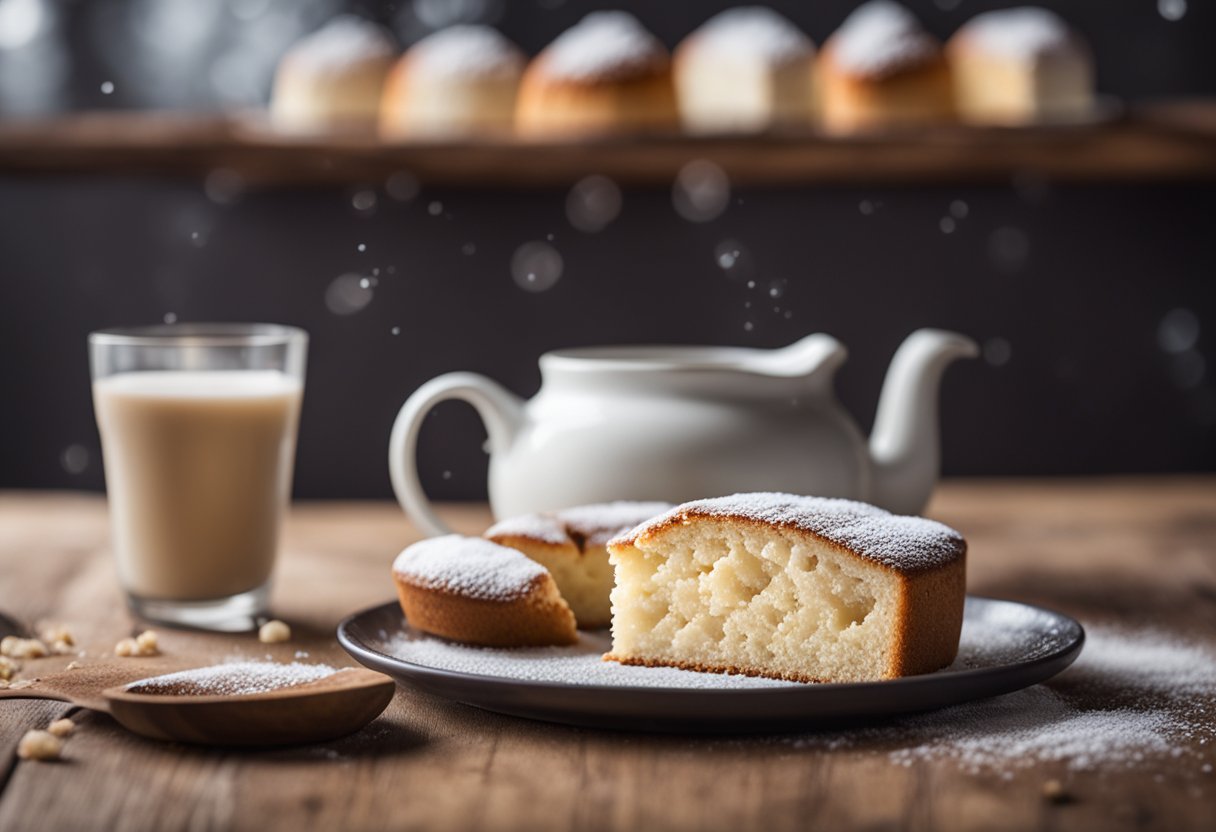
(0, 102), (1214, 187)
(0, 478), (1213, 832)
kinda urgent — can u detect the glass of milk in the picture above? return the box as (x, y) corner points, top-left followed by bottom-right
(89, 324), (307, 631)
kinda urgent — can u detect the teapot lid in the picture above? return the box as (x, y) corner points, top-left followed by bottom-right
(541, 334), (847, 379)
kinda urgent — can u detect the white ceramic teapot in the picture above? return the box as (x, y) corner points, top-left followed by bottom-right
(390, 329), (977, 536)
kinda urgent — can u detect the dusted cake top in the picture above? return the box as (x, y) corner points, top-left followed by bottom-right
(615, 493), (966, 573)
(406, 25), (525, 79)
(487, 501), (673, 549)
(393, 535), (548, 601)
(284, 16), (397, 75)
(827, 1), (938, 78)
(955, 7), (1076, 60)
(686, 7), (815, 64)
(537, 11), (668, 82)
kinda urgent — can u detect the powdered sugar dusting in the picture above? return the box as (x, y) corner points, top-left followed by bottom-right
(388, 629), (789, 689)
(539, 11), (667, 82)
(393, 535), (548, 601)
(126, 662), (340, 696)
(384, 598), (1061, 689)
(618, 493), (964, 573)
(789, 624), (1216, 774)
(828, 1), (938, 77)
(407, 25), (524, 80)
(958, 7), (1075, 61)
(487, 501), (672, 548)
(285, 16), (396, 75)
(687, 7), (815, 64)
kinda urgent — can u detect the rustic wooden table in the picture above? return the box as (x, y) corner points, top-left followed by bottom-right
(1, 478), (1213, 831)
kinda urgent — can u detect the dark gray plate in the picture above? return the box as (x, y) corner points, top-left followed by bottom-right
(337, 596), (1083, 733)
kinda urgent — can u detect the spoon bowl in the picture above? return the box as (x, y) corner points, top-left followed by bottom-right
(103, 667), (395, 746)
(1, 663), (395, 747)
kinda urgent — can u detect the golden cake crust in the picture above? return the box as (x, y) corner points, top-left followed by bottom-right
(818, 48), (954, 131)
(515, 66), (679, 138)
(392, 535), (577, 647)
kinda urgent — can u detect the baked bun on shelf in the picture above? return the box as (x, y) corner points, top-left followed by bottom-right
(818, 1), (953, 133)
(486, 501), (671, 629)
(393, 535), (578, 647)
(516, 11), (679, 138)
(606, 494), (967, 683)
(270, 16), (397, 135)
(947, 7), (1095, 126)
(380, 25), (525, 139)
(674, 7), (817, 135)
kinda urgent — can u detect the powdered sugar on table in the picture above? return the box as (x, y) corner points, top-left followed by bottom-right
(790, 624), (1216, 774)
(393, 535), (548, 601)
(386, 606), (1215, 774)
(126, 662), (341, 696)
(617, 493), (965, 572)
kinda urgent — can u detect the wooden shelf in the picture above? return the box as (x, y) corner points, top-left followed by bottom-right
(0, 101), (1214, 188)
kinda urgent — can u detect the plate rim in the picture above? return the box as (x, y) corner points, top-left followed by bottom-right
(336, 595), (1085, 699)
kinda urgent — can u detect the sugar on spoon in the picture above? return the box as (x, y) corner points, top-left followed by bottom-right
(0, 655), (394, 747)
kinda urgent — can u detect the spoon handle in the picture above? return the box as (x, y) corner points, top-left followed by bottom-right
(0, 660), (200, 713)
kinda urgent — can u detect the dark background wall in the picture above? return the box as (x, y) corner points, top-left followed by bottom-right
(0, 1), (1213, 500)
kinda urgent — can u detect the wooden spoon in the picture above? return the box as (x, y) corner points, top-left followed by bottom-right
(0, 662), (395, 747)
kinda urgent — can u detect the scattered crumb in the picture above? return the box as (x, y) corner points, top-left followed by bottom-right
(1042, 779), (1069, 803)
(47, 718), (75, 738)
(65, 660), (82, 671)
(10, 679), (37, 690)
(40, 625), (74, 650)
(17, 730), (63, 761)
(258, 620), (291, 644)
(116, 631), (159, 657)
(1, 636), (48, 659)
(0, 656), (18, 680)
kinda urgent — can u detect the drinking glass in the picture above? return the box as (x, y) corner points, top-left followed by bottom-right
(89, 324), (307, 631)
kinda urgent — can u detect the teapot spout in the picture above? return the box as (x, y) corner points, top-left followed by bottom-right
(868, 329), (978, 515)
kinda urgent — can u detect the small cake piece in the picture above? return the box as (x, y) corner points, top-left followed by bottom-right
(819, 1), (953, 132)
(486, 501), (671, 629)
(393, 535), (578, 647)
(270, 16), (397, 134)
(258, 619), (291, 644)
(516, 11), (679, 138)
(114, 630), (158, 657)
(674, 7), (817, 134)
(381, 25), (525, 139)
(947, 7), (1094, 126)
(606, 493), (967, 683)
(47, 718), (75, 738)
(17, 729), (62, 761)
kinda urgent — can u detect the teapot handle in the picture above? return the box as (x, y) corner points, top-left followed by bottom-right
(388, 372), (523, 537)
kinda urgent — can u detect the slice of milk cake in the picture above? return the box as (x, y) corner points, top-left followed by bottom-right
(605, 493), (966, 683)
